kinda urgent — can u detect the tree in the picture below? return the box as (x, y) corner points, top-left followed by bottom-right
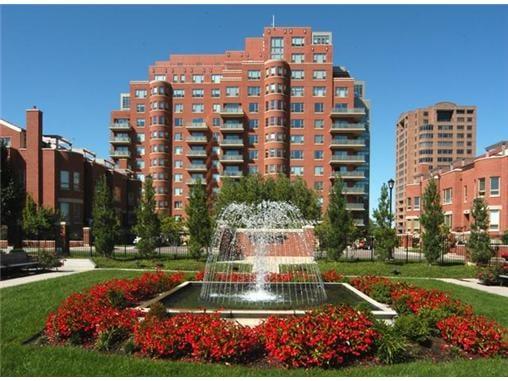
(0, 142), (25, 243)
(133, 176), (160, 257)
(22, 195), (60, 240)
(372, 184), (397, 261)
(467, 197), (494, 265)
(317, 177), (354, 260)
(291, 177), (321, 221)
(186, 178), (213, 259)
(91, 176), (119, 257)
(420, 178), (445, 263)
(160, 215), (184, 246)
(502, 230), (508, 245)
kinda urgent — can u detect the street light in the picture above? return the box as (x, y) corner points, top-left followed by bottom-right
(387, 178), (395, 260)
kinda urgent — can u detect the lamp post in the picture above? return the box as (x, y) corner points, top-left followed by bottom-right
(387, 178), (395, 260)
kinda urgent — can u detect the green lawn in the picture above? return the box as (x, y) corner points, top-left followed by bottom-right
(88, 255), (478, 279)
(1, 270), (507, 376)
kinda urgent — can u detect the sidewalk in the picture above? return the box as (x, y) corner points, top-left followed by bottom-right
(437, 278), (508, 298)
(0, 258), (95, 289)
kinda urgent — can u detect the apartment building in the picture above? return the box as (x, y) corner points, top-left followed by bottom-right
(395, 102), (476, 234)
(404, 141), (507, 241)
(109, 26), (370, 225)
(0, 108), (140, 240)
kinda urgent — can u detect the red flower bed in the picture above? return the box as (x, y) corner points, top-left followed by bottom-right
(391, 287), (472, 316)
(266, 272), (293, 283)
(437, 315), (508, 356)
(134, 313), (261, 363)
(349, 276), (395, 295)
(193, 270), (204, 281)
(257, 305), (378, 368)
(45, 271), (183, 345)
(322, 269), (344, 282)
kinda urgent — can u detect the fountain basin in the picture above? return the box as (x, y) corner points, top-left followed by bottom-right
(139, 281), (397, 325)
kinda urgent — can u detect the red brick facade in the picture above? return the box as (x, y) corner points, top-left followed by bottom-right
(403, 141), (508, 242)
(109, 26), (370, 225)
(0, 108), (140, 239)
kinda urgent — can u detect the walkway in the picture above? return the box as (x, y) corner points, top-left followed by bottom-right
(0, 258), (95, 289)
(438, 278), (508, 297)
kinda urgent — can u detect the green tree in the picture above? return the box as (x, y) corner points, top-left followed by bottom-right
(0, 142), (25, 243)
(291, 177), (321, 221)
(22, 195), (60, 239)
(91, 176), (119, 257)
(467, 197), (494, 265)
(133, 176), (160, 257)
(502, 230), (508, 245)
(372, 183), (397, 261)
(420, 178), (445, 263)
(318, 177), (354, 260)
(160, 215), (183, 245)
(186, 178), (213, 259)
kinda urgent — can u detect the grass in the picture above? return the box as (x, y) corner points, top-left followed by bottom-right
(1, 270), (507, 376)
(87, 255), (478, 279)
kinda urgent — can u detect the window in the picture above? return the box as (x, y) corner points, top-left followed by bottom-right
(312, 33), (331, 45)
(248, 86), (260, 96)
(192, 104), (204, 113)
(290, 119), (304, 129)
(134, 89), (147, 98)
(335, 87), (349, 97)
(0, 137), (11, 147)
(173, 74), (179, 82)
(314, 135), (324, 144)
(248, 119), (259, 129)
(174, 174), (183, 182)
(314, 150), (324, 160)
(314, 181), (323, 191)
(60, 171), (70, 190)
(136, 104), (145, 113)
(290, 103), (304, 112)
(313, 87), (326, 97)
(270, 37), (284, 59)
(291, 86), (304, 96)
(192, 75), (204, 83)
(136, 133), (145, 142)
(314, 103), (324, 112)
(174, 146), (183, 155)
(290, 150), (304, 160)
(291, 36), (305, 46)
(59, 202), (70, 221)
(248, 103), (259, 113)
(135, 159), (144, 169)
(226, 87), (239, 97)
(478, 178), (486, 197)
(313, 70), (327, 80)
(443, 188), (452, 204)
(444, 214), (452, 227)
(211, 74), (222, 83)
(174, 160), (183, 169)
(291, 53), (305, 63)
(314, 119), (324, 129)
(192, 89), (204, 98)
(136, 146), (145, 156)
(247, 70), (261, 80)
(314, 166), (324, 175)
(313, 53), (327, 63)
(174, 201), (183, 209)
(211, 88), (220, 98)
(414, 196), (420, 210)
(174, 104), (183, 113)
(291, 70), (305, 80)
(136, 119), (145, 127)
(490, 176), (500, 196)
(248, 135), (258, 144)
(72, 172), (80, 191)
(290, 135), (304, 144)
(290, 166), (304, 176)
(154, 74), (166, 81)
(489, 209), (500, 230)
(174, 188), (183, 196)
(463, 185), (468, 202)
(212, 104), (221, 113)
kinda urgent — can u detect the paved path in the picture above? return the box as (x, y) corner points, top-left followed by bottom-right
(0, 259), (95, 289)
(438, 278), (508, 297)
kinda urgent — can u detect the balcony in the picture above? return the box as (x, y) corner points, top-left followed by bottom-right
(343, 186), (367, 195)
(220, 139), (244, 147)
(187, 178), (207, 185)
(222, 170), (243, 178)
(187, 136), (208, 144)
(330, 171), (365, 180)
(109, 122), (130, 131)
(331, 123), (366, 133)
(219, 107), (244, 117)
(330, 154), (366, 164)
(109, 150), (130, 158)
(186, 122), (208, 130)
(188, 164), (207, 172)
(330, 107), (366, 120)
(187, 149), (207, 158)
(220, 123), (244, 132)
(109, 136), (131, 144)
(330, 138), (365, 148)
(220, 154), (244, 163)
(346, 203), (366, 211)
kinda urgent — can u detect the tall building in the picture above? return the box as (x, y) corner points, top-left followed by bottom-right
(109, 26), (370, 225)
(395, 102), (476, 234)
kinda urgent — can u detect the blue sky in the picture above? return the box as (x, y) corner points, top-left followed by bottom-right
(1, 5), (507, 215)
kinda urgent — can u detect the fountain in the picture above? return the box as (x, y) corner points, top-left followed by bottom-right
(199, 201), (327, 308)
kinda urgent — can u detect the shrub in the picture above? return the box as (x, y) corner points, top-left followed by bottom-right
(437, 315), (508, 357)
(477, 264), (506, 286)
(369, 283), (393, 304)
(258, 305), (378, 368)
(36, 249), (63, 269)
(393, 314), (432, 346)
(146, 302), (167, 320)
(134, 314), (261, 363)
(321, 269), (344, 282)
(95, 327), (131, 352)
(374, 323), (410, 364)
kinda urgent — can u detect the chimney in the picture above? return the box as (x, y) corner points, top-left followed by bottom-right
(26, 107), (43, 204)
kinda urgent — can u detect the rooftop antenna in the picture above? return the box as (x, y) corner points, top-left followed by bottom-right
(272, 15), (275, 28)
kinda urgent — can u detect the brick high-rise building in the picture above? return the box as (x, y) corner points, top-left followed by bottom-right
(109, 26), (370, 225)
(395, 102), (476, 234)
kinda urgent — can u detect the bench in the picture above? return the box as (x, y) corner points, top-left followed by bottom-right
(0, 251), (40, 271)
(499, 274), (508, 286)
